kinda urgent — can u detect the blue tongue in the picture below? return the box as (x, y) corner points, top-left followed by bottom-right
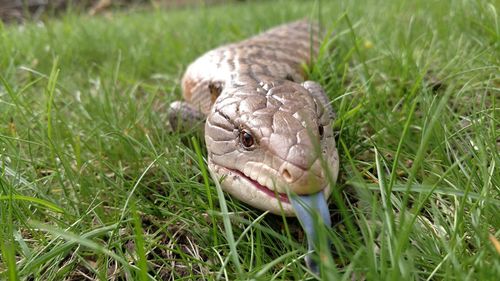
(290, 192), (331, 274)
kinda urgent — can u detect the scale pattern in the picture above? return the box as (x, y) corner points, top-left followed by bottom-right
(176, 20), (339, 216)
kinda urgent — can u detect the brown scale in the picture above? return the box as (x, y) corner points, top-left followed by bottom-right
(181, 20), (322, 114)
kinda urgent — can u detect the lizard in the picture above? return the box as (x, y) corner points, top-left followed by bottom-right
(169, 19), (339, 273)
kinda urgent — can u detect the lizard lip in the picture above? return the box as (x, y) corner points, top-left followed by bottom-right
(227, 168), (290, 204)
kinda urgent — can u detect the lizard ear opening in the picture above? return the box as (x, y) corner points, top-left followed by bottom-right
(301, 81), (336, 121)
(208, 82), (223, 104)
(318, 125), (324, 139)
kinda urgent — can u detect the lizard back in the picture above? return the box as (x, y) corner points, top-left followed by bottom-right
(181, 20), (322, 115)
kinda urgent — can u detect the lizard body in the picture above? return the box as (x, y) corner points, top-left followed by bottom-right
(169, 20), (339, 273)
(171, 20), (339, 215)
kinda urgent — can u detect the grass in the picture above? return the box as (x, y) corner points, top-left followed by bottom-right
(0, 0), (499, 279)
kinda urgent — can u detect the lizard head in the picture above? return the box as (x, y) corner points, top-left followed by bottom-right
(205, 80), (339, 215)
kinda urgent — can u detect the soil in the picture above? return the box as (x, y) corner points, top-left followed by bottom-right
(0, 0), (238, 22)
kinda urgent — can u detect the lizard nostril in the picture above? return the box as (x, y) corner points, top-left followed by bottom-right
(282, 169), (293, 183)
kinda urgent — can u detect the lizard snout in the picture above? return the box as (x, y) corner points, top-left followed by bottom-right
(279, 159), (326, 195)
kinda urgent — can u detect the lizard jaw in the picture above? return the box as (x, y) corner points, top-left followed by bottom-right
(208, 160), (331, 217)
(227, 168), (290, 204)
(208, 161), (296, 216)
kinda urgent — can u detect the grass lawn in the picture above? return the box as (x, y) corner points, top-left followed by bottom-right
(0, 0), (499, 279)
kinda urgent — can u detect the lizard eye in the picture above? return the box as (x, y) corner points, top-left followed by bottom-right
(239, 130), (254, 148)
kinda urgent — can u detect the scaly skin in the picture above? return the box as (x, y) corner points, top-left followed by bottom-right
(173, 20), (339, 216)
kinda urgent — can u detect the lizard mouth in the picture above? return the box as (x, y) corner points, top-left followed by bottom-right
(227, 168), (290, 203)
